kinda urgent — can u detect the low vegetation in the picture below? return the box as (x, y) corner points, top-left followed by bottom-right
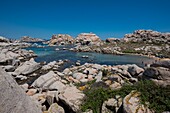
(81, 80), (170, 113)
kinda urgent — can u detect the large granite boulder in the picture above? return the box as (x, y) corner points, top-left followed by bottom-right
(142, 59), (170, 86)
(14, 58), (41, 75)
(143, 67), (170, 86)
(32, 71), (66, 91)
(49, 34), (74, 46)
(112, 64), (144, 78)
(0, 67), (41, 113)
(59, 86), (85, 112)
(75, 33), (101, 45)
(151, 59), (170, 69)
(0, 50), (19, 65)
(48, 103), (65, 113)
(123, 91), (152, 113)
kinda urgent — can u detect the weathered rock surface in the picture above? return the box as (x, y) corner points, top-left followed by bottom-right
(0, 36), (10, 43)
(75, 33), (101, 45)
(14, 58), (41, 75)
(49, 34), (74, 46)
(0, 67), (41, 113)
(143, 67), (170, 86)
(112, 64), (144, 78)
(102, 96), (122, 113)
(123, 91), (152, 113)
(106, 38), (120, 43)
(32, 71), (66, 91)
(59, 86), (85, 112)
(48, 103), (65, 113)
(123, 30), (170, 44)
(0, 47), (37, 66)
(0, 50), (19, 64)
(151, 59), (170, 69)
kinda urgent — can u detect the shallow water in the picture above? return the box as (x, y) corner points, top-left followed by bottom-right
(26, 44), (154, 68)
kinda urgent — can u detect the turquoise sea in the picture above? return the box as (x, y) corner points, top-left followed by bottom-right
(26, 43), (154, 68)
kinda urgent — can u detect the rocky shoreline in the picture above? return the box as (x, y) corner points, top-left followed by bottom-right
(47, 30), (170, 59)
(0, 31), (170, 113)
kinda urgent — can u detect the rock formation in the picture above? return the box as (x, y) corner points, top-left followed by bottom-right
(0, 36), (10, 43)
(20, 36), (44, 42)
(0, 67), (41, 113)
(49, 34), (74, 46)
(143, 59), (170, 86)
(75, 33), (101, 45)
(106, 38), (120, 43)
(123, 91), (152, 113)
(123, 30), (170, 44)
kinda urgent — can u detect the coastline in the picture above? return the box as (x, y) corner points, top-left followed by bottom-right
(0, 32), (170, 113)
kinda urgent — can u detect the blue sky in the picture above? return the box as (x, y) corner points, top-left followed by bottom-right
(0, 0), (170, 39)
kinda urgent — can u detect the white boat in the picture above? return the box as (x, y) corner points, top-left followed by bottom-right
(82, 55), (89, 58)
(55, 48), (59, 50)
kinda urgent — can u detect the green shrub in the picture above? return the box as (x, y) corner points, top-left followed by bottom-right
(81, 80), (170, 113)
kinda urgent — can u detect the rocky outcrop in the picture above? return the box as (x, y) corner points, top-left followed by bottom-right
(112, 64), (144, 78)
(123, 30), (170, 44)
(0, 48), (37, 65)
(75, 33), (101, 45)
(73, 45), (122, 55)
(143, 59), (170, 86)
(0, 36), (10, 43)
(13, 58), (41, 76)
(106, 38), (120, 43)
(151, 59), (170, 69)
(49, 34), (74, 46)
(123, 91), (152, 113)
(20, 36), (44, 42)
(0, 50), (19, 65)
(0, 67), (41, 113)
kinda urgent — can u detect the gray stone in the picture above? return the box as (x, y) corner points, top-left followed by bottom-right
(14, 58), (41, 75)
(0, 67), (41, 113)
(46, 91), (59, 105)
(151, 59), (170, 69)
(102, 96), (122, 113)
(127, 64), (144, 76)
(3, 65), (15, 72)
(143, 67), (170, 86)
(123, 91), (152, 113)
(20, 83), (29, 92)
(73, 72), (87, 80)
(32, 71), (66, 91)
(15, 75), (28, 80)
(95, 71), (103, 82)
(59, 86), (85, 112)
(48, 103), (65, 113)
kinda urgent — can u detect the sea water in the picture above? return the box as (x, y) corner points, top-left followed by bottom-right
(26, 43), (154, 68)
